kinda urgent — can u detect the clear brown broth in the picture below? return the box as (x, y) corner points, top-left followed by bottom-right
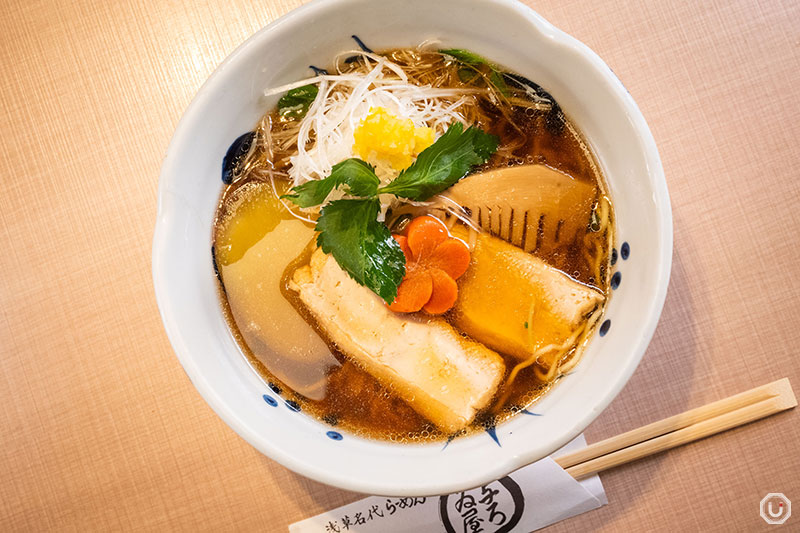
(213, 58), (612, 443)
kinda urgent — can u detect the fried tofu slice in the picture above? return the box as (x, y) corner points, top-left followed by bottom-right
(451, 225), (604, 360)
(289, 248), (505, 433)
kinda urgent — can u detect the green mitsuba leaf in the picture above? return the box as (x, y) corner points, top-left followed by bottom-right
(315, 198), (406, 303)
(378, 122), (499, 201)
(333, 159), (381, 198)
(278, 84), (319, 120)
(283, 158), (380, 208)
(282, 119), (498, 303)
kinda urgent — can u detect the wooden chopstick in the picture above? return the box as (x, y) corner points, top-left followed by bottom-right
(554, 378), (796, 480)
(555, 378), (790, 470)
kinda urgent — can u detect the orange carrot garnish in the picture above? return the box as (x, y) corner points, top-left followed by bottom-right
(388, 216), (471, 315)
(423, 269), (458, 314)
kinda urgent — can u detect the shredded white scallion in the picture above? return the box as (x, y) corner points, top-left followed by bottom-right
(263, 50), (478, 219)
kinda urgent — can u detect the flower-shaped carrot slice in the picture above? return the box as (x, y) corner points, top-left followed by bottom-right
(423, 269), (458, 314)
(426, 238), (470, 279)
(406, 215), (448, 260)
(388, 216), (471, 315)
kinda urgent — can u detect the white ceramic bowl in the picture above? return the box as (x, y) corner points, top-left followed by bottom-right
(153, 0), (672, 496)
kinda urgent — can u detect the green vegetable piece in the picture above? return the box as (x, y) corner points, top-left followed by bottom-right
(315, 199), (406, 303)
(440, 48), (489, 66)
(441, 49), (509, 96)
(457, 67), (479, 83)
(278, 84), (319, 120)
(489, 70), (510, 96)
(283, 158), (380, 208)
(378, 122), (499, 201)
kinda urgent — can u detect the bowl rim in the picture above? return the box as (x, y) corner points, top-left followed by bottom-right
(153, 0), (672, 495)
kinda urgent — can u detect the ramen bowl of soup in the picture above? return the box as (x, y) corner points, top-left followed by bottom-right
(152, 0), (671, 495)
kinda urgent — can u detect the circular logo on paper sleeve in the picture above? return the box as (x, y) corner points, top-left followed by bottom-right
(439, 476), (524, 533)
(760, 493), (791, 525)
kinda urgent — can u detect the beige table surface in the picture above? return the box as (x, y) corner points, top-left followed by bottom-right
(2, 0), (800, 531)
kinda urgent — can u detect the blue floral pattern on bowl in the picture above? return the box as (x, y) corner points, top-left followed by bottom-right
(259, 242), (630, 446)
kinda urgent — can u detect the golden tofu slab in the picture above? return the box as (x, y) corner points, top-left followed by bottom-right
(451, 226), (604, 360)
(289, 248), (505, 433)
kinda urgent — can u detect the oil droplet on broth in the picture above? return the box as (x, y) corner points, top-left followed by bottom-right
(215, 181), (340, 401)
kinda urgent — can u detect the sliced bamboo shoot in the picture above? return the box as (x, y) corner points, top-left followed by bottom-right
(216, 183), (338, 401)
(445, 164), (596, 255)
